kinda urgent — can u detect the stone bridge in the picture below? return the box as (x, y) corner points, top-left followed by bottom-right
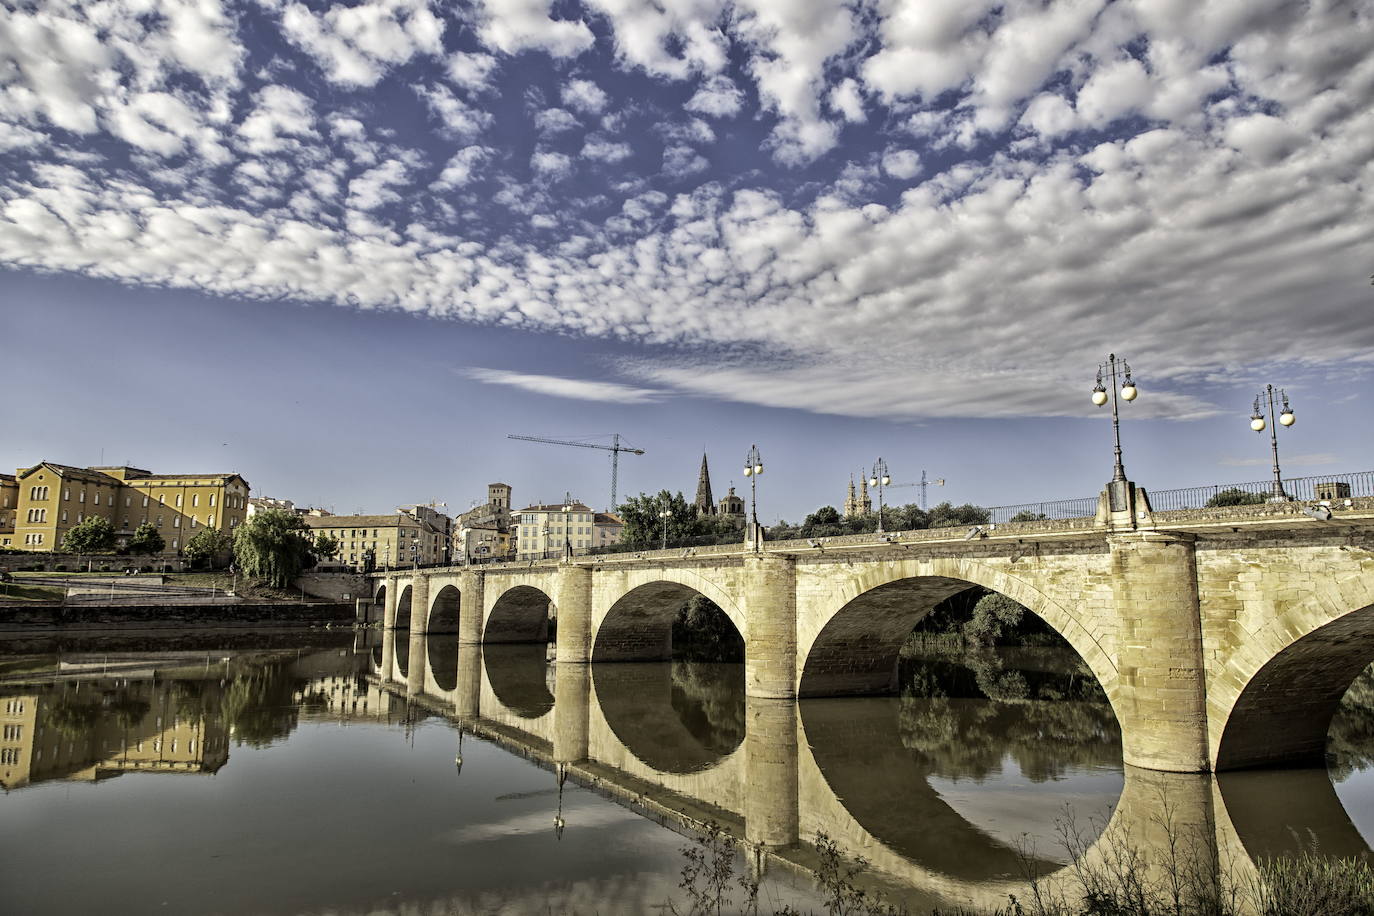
(370, 494), (1374, 773)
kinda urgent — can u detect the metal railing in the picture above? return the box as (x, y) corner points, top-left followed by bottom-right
(984, 497), (1101, 524)
(1146, 470), (1373, 511)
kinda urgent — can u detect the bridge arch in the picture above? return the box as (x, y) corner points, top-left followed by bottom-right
(394, 585), (413, 630)
(485, 584), (553, 643)
(798, 557), (1119, 715)
(1211, 571), (1374, 770)
(428, 584), (461, 634)
(483, 644), (554, 718)
(592, 571), (745, 663)
(374, 582), (386, 610)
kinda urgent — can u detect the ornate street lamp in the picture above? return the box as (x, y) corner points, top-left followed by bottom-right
(869, 458), (891, 534)
(1092, 353), (1138, 485)
(742, 445), (763, 548)
(562, 497), (573, 557)
(659, 507), (672, 550)
(1250, 385), (1295, 501)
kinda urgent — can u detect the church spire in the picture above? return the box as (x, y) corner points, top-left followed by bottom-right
(694, 452), (715, 516)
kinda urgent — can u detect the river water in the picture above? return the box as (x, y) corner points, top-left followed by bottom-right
(2, 629), (1373, 914)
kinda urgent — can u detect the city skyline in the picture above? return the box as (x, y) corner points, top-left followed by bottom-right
(1, 1), (1370, 524)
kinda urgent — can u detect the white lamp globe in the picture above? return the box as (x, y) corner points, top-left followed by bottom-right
(1120, 384), (1138, 401)
(743, 467), (752, 477)
(882, 475), (891, 486)
(1092, 389), (1108, 406)
(1279, 411), (1295, 427)
(1251, 416), (1266, 432)
(754, 464), (764, 475)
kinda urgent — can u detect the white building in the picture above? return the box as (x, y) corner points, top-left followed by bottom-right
(515, 500), (596, 559)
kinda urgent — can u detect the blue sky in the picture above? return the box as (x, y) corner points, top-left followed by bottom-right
(1, 0), (1371, 523)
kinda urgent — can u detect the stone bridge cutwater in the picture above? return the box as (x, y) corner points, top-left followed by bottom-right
(369, 490), (1374, 774)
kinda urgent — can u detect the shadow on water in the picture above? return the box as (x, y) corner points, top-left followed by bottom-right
(427, 634), (458, 692)
(483, 643), (553, 718)
(592, 661), (744, 773)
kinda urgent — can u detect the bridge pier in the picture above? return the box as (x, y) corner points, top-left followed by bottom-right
(744, 555), (796, 699)
(744, 695), (799, 847)
(554, 662), (591, 764)
(406, 629), (426, 695)
(410, 575), (430, 634)
(455, 644), (481, 720)
(1111, 532), (1210, 772)
(555, 564), (594, 664)
(379, 625), (396, 684)
(382, 574), (399, 629)
(458, 571), (484, 645)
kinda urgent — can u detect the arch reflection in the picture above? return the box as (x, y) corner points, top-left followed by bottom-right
(483, 644), (554, 719)
(800, 646), (1123, 882)
(592, 662), (744, 773)
(427, 632), (458, 692)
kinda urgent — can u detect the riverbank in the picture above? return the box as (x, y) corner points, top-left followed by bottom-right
(0, 600), (356, 632)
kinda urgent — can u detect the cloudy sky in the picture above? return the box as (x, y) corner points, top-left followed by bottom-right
(1, 0), (1371, 522)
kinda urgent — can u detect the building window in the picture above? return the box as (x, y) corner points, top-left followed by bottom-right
(173, 517), (180, 528)
(79, 491), (85, 503)
(158, 494), (165, 505)
(209, 494), (216, 507)
(0, 748), (19, 765)
(63, 488), (70, 500)
(2, 724), (21, 740)
(192, 494), (199, 507)
(175, 495), (182, 507)
(171, 538), (178, 550)
(125, 496), (131, 507)
(157, 516), (163, 527)
(208, 514), (215, 527)
(61, 510), (67, 522)
(142, 496), (149, 507)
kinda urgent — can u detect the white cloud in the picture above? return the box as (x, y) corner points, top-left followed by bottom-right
(476, 0), (594, 58)
(433, 146), (493, 190)
(662, 144), (708, 178)
(685, 75), (745, 118)
(1075, 57), (1153, 129)
(412, 82), (494, 140)
(828, 78), (865, 123)
(462, 367), (667, 403)
(1224, 113), (1299, 164)
(561, 78), (609, 114)
(581, 134), (633, 163)
(1020, 93), (1078, 139)
(530, 149), (573, 179)
(236, 85), (318, 155)
(880, 148), (921, 180)
(281, 0), (444, 86)
(446, 51), (499, 91)
(347, 159), (411, 210)
(533, 108), (580, 135)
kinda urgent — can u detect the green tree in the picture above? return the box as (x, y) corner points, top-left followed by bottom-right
(615, 490), (701, 547)
(183, 527), (232, 568)
(232, 508), (317, 588)
(927, 501), (991, 527)
(127, 522), (165, 556)
(314, 533), (341, 560)
(60, 516), (116, 553)
(962, 592), (1026, 645)
(803, 505), (842, 527)
(1205, 487), (1266, 507)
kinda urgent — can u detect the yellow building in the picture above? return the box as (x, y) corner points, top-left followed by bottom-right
(302, 511), (447, 569)
(515, 500), (597, 559)
(4, 462), (250, 554)
(0, 473), (16, 543)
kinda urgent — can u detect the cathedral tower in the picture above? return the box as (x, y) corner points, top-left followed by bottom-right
(694, 453), (715, 516)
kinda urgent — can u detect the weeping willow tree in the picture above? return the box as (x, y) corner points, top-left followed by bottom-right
(232, 508), (317, 588)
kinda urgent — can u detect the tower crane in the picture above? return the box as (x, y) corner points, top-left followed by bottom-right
(508, 433), (645, 512)
(887, 469), (946, 509)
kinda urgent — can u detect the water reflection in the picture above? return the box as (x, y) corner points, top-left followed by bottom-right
(10, 630), (1374, 915)
(592, 662), (744, 773)
(482, 643), (554, 718)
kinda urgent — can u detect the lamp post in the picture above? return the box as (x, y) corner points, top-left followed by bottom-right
(562, 498), (573, 557)
(1250, 384), (1295, 501)
(1091, 353), (1138, 484)
(411, 535), (419, 569)
(869, 458), (891, 534)
(659, 507), (672, 550)
(383, 544), (390, 571)
(742, 445), (763, 549)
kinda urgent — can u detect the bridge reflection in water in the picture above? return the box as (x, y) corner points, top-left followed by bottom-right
(372, 629), (1374, 913)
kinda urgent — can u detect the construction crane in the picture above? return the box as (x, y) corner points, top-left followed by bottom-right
(508, 433), (645, 511)
(887, 469), (946, 509)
